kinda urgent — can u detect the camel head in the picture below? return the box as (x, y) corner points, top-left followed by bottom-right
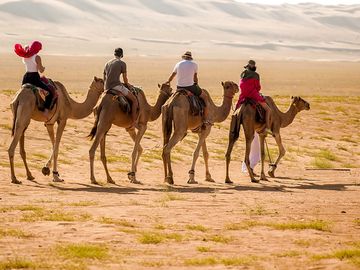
(158, 83), (173, 97)
(221, 81), (239, 98)
(90, 76), (105, 94)
(291, 96), (310, 111)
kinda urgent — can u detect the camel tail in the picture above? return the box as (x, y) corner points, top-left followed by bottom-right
(88, 105), (102, 140)
(162, 105), (173, 146)
(10, 99), (19, 137)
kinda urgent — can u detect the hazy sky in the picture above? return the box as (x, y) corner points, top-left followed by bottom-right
(234, 0), (359, 4)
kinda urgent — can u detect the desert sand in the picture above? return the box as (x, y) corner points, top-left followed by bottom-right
(0, 53), (359, 269)
(0, 0), (360, 269)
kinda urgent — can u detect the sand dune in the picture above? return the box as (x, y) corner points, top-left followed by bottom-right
(0, 0), (359, 60)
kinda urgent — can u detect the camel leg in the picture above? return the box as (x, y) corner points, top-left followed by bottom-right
(188, 128), (211, 184)
(127, 124), (146, 184)
(42, 124), (55, 176)
(243, 128), (258, 183)
(8, 106), (32, 184)
(202, 137), (215, 183)
(19, 131), (34, 180)
(225, 138), (236, 184)
(127, 129), (143, 174)
(51, 120), (67, 182)
(8, 128), (26, 184)
(268, 133), (285, 178)
(89, 133), (103, 185)
(162, 131), (185, 185)
(89, 117), (112, 185)
(99, 135), (115, 184)
(259, 134), (268, 181)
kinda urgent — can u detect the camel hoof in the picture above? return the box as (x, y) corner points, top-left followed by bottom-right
(251, 178), (260, 183)
(27, 175), (35, 181)
(164, 176), (174, 185)
(225, 179), (233, 184)
(11, 178), (22, 184)
(42, 167), (50, 176)
(205, 178), (215, 183)
(107, 178), (115, 184)
(91, 179), (100, 185)
(130, 179), (142, 184)
(260, 176), (269, 182)
(187, 179), (198, 184)
(268, 171), (275, 178)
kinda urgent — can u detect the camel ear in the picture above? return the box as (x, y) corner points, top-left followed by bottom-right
(94, 76), (99, 81)
(158, 83), (161, 88)
(221, 81), (224, 86)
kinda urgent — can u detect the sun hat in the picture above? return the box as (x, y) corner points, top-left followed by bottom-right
(244, 59), (256, 68)
(182, 51), (193, 60)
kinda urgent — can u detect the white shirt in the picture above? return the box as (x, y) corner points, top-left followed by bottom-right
(173, 60), (198, 87)
(23, 54), (38, 72)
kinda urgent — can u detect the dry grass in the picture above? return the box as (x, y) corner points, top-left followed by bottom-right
(56, 243), (109, 260)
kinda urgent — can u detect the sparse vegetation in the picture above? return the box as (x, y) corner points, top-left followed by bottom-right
(99, 217), (135, 227)
(0, 257), (36, 270)
(186, 224), (208, 232)
(185, 256), (256, 266)
(138, 232), (164, 244)
(65, 201), (98, 207)
(197, 246), (211, 252)
(0, 228), (33, 239)
(57, 243), (108, 260)
(21, 209), (91, 222)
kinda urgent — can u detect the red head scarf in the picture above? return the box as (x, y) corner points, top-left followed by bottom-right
(14, 41), (42, 58)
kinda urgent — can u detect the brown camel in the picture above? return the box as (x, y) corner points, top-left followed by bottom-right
(88, 83), (172, 185)
(225, 96), (310, 183)
(162, 81), (239, 184)
(8, 77), (105, 184)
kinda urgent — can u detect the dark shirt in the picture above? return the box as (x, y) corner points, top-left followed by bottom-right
(103, 58), (127, 90)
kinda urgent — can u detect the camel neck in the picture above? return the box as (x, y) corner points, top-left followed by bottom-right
(68, 88), (102, 119)
(212, 95), (234, 123)
(149, 91), (170, 122)
(280, 103), (298, 128)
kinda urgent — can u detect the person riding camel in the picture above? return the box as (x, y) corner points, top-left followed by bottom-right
(166, 51), (211, 126)
(103, 47), (138, 128)
(14, 41), (52, 119)
(237, 60), (271, 131)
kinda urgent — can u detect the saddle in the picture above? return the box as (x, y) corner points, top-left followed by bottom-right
(26, 77), (58, 111)
(176, 89), (205, 116)
(243, 98), (266, 123)
(106, 86), (141, 114)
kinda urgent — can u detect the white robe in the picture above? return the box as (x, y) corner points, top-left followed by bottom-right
(242, 133), (260, 173)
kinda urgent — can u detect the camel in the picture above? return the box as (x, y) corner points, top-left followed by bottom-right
(8, 76), (105, 184)
(225, 96), (310, 183)
(162, 81), (239, 184)
(88, 83), (173, 185)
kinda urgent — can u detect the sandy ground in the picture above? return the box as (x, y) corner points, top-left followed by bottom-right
(0, 56), (359, 269)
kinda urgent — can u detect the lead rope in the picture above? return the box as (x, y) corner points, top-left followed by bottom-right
(265, 137), (273, 164)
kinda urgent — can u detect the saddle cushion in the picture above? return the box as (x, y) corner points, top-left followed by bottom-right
(176, 89), (205, 116)
(241, 98), (266, 124)
(107, 86), (142, 114)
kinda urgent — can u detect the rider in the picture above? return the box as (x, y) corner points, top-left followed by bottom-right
(103, 48), (138, 128)
(237, 60), (271, 130)
(14, 41), (52, 117)
(166, 51), (211, 126)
